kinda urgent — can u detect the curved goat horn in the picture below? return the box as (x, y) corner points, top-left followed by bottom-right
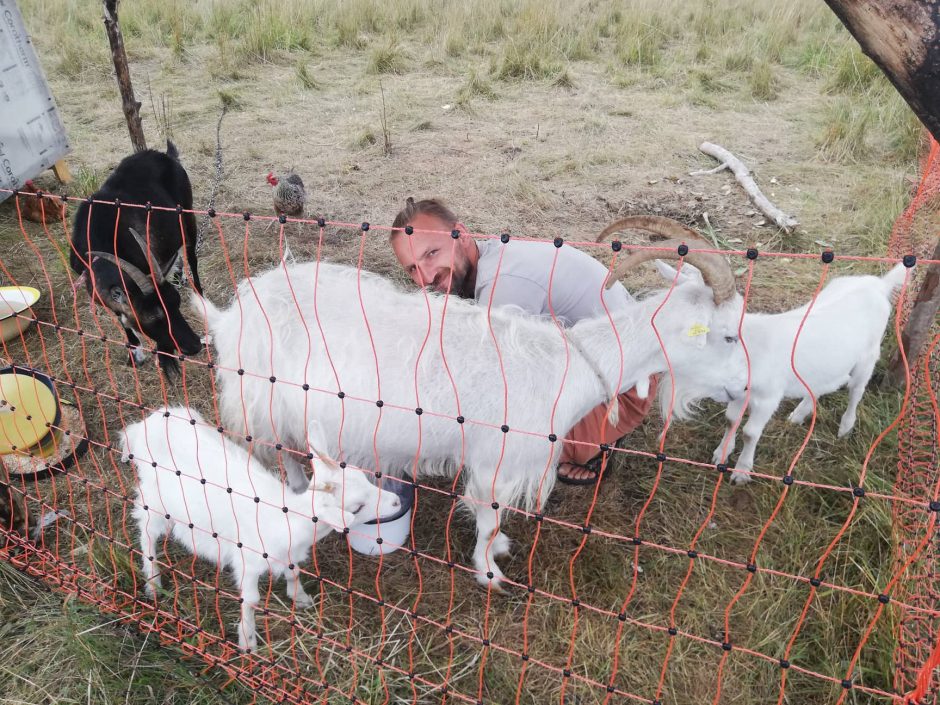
(596, 215), (736, 304)
(597, 215), (707, 244)
(88, 251), (155, 294)
(127, 227), (165, 285)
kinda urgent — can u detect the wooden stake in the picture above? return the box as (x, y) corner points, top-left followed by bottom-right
(52, 160), (72, 184)
(887, 238), (940, 385)
(102, 0), (146, 152)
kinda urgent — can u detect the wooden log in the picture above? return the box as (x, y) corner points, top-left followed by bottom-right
(102, 0), (146, 152)
(887, 237), (940, 384)
(692, 142), (799, 232)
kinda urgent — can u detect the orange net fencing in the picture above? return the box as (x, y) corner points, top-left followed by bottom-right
(888, 138), (940, 705)
(0, 170), (938, 704)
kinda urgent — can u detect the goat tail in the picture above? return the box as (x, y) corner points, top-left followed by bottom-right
(166, 139), (180, 161)
(188, 290), (222, 332)
(881, 262), (910, 300)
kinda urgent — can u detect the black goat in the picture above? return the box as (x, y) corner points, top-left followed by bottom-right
(70, 141), (203, 377)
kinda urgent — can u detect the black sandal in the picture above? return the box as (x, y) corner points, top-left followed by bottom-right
(557, 451), (611, 486)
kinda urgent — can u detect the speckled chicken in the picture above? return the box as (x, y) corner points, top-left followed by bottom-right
(266, 171), (306, 219)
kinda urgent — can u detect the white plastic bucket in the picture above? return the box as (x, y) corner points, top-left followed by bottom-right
(347, 473), (416, 556)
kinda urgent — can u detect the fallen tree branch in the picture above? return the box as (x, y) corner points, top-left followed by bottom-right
(691, 141), (799, 233)
(689, 163), (729, 177)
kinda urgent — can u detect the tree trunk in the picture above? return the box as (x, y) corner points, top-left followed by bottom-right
(102, 0), (146, 152)
(822, 1), (940, 144)
(887, 238), (940, 385)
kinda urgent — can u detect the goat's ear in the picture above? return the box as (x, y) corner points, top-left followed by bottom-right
(678, 262), (704, 286)
(654, 260), (681, 282)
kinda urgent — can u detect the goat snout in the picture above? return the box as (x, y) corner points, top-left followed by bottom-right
(179, 335), (203, 356)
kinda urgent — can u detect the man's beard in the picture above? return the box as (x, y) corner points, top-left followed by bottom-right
(448, 266), (475, 299)
(435, 261), (475, 299)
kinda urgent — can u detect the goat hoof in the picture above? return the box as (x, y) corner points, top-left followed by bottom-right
(159, 359), (181, 381)
(476, 568), (506, 593)
(837, 422), (854, 438)
(712, 448), (733, 465)
(729, 470), (751, 485)
(293, 590), (314, 609)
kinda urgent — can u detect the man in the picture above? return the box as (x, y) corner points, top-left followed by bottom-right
(389, 197), (657, 485)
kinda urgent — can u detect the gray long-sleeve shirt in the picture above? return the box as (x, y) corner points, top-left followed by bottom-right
(474, 238), (633, 326)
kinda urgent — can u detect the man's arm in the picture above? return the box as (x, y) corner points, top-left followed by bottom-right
(476, 274), (550, 318)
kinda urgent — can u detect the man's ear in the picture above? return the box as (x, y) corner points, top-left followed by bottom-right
(454, 222), (473, 244)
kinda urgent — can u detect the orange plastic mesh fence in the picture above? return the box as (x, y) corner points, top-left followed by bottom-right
(888, 138), (940, 705)
(0, 181), (938, 705)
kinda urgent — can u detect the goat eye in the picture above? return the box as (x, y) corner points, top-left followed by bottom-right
(724, 336), (738, 344)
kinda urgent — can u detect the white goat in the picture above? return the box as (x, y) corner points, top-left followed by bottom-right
(657, 261), (909, 484)
(121, 405), (400, 651)
(193, 217), (749, 588)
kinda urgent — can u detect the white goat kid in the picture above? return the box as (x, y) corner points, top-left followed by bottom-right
(194, 216), (748, 589)
(657, 261), (909, 484)
(121, 406), (400, 651)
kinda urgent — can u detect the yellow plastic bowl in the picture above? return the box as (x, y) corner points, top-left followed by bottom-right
(0, 286), (41, 344)
(0, 366), (60, 456)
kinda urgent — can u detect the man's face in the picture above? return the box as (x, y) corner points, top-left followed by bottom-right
(391, 212), (475, 298)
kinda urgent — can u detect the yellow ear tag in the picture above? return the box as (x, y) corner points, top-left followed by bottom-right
(687, 323), (710, 337)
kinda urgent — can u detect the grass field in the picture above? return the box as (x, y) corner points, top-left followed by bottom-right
(0, 0), (931, 703)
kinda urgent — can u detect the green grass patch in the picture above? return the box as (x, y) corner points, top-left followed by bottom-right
(367, 40), (410, 74)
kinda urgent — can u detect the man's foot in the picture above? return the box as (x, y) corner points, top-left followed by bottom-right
(557, 453), (609, 486)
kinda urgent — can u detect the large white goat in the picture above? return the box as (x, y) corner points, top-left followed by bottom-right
(657, 261), (909, 484)
(193, 216), (749, 588)
(121, 406), (400, 651)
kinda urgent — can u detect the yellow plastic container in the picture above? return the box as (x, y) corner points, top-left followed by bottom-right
(0, 366), (60, 456)
(0, 286), (40, 343)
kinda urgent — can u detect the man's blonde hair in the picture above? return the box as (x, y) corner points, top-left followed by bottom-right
(390, 197), (459, 240)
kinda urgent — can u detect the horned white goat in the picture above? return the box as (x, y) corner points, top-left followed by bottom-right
(193, 216), (749, 589)
(657, 261), (910, 484)
(121, 405), (400, 651)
